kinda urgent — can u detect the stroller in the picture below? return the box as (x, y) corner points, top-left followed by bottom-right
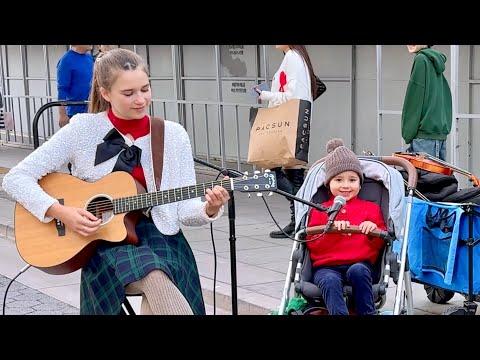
(277, 155), (419, 315)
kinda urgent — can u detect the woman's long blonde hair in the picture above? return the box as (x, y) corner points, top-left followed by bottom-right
(88, 48), (149, 113)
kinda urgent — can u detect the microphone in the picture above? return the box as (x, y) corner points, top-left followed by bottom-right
(325, 195), (346, 231)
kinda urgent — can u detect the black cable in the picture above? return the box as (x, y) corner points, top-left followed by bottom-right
(209, 223), (217, 315)
(208, 170), (222, 316)
(2, 264), (31, 315)
(261, 195), (328, 243)
(260, 196), (296, 240)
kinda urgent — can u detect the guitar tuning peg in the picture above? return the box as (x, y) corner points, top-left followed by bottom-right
(254, 170), (260, 174)
(243, 171), (249, 176)
(256, 192), (263, 197)
(264, 169), (271, 173)
(268, 192), (273, 196)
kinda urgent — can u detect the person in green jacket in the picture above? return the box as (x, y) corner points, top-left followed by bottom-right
(401, 45), (452, 161)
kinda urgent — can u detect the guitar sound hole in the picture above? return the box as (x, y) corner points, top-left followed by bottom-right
(86, 196), (114, 225)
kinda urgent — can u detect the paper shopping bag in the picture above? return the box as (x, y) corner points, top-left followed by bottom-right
(247, 99), (311, 169)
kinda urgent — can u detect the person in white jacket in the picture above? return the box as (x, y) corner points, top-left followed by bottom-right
(254, 45), (316, 238)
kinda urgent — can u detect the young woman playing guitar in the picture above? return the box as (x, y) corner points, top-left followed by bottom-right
(2, 49), (230, 315)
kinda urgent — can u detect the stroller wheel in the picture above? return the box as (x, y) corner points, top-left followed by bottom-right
(288, 309), (303, 315)
(302, 307), (329, 316)
(424, 285), (455, 304)
(443, 305), (470, 315)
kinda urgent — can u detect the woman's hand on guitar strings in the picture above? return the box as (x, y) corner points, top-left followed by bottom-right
(205, 176), (230, 217)
(47, 203), (102, 237)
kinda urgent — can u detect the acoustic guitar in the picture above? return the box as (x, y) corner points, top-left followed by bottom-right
(14, 170), (277, 275)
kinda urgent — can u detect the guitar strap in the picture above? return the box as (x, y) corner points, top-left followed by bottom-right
(150, 116), (165, 191)
(140, 116), (164, 219)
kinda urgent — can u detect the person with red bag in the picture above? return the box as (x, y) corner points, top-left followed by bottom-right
(254, 45), (317, 238)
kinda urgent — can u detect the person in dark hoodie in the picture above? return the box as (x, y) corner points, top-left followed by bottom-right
(401, 45), (452, 161)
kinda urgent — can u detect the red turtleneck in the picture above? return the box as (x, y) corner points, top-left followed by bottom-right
(107, 108), (149, 189)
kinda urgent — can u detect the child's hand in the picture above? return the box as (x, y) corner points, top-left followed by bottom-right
(334, 220), (350, 231)
(359, 221), (377, 234)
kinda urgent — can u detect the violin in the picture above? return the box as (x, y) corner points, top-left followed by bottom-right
(393, 152), (480, 187)
(393, 152), (453, 176)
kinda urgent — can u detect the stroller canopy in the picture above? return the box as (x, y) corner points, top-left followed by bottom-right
(295, 158), (406, 239)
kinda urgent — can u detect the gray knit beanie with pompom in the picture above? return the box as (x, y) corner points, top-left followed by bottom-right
(324, 138), (363, 185)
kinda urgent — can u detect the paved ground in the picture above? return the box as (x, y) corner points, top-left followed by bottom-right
(0, 274), (78, 315)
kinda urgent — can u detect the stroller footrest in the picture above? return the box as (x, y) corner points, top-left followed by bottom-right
(298, 282), (386, 302)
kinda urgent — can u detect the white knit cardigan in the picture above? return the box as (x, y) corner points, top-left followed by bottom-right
(2, 112), (223, 235)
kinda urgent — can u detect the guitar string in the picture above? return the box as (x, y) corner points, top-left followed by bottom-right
(85, 180), (234, 211)
(84, 177), (269, 212)
(85, 185), (236, 213)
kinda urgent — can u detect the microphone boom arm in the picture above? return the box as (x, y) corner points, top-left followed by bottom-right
(272, 189), (328, 213)
(193, 157), (244, 178)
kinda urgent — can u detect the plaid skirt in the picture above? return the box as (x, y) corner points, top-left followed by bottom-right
(79, 217), (205, 315)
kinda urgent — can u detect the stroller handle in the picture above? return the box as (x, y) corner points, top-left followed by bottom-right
(306, 225), (391, 242)
(311, 155), (418, 189)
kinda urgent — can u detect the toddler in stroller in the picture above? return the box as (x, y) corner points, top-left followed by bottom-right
(278, 140), (418, 315)
(306, 139), (387, 315)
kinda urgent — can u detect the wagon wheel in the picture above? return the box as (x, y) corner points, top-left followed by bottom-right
(463, 293), (480, 302)
(443, 305), (469, 315)
(424, 285), (455, 304)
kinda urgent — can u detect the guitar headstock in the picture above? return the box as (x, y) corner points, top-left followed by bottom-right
(233, 170), (277, 193)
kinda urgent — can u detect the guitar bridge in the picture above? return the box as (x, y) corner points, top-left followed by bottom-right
(55, 198), (65, 236)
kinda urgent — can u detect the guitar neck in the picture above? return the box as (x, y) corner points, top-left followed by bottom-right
(113, 179), (233, 214)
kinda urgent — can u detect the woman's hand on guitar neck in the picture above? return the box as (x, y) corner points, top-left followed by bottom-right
(46, 203), (102, 237)
(205, 177), (231, 218)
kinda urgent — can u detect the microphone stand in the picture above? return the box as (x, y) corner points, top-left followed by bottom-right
(193, 158), (329, 315)
(194, 157), (244, 315)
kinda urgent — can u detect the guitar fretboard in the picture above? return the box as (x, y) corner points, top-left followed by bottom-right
(113, 179), (233, 214)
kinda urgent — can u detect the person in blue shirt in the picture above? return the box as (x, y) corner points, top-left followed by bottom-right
(56, 45), (94, 127)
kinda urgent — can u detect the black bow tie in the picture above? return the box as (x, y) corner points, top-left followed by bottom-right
(94, 128), (142, 173)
